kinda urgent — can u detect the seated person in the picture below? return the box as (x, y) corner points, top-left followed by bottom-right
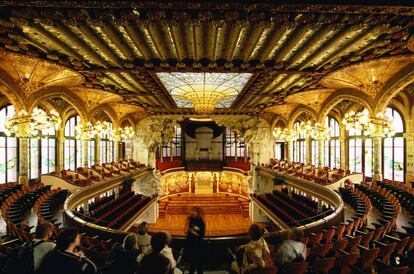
(238, 224), (273, 273)
(38, 227), (97, 274)
(34, 222), (56, 272)
(138, 232), (172, 274)
(274, 229), (306, 267)
(103, 233), (140, 274)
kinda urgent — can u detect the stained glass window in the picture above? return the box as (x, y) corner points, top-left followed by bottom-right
(323, 116), (341, 168)
(383, 107), (405, 182)
(161, 126), (182, 158)
(29, 108), (56, 179)
(0, 105), (17, 183)
(100, 122), (114, 163)
(64, 115), (82, 170)
(293, 122), (306, 163)
(156, 72), (252, 108)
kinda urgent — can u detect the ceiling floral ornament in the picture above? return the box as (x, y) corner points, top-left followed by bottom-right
(70, 87), (122, 110)
(0, 50), (84, 96)
(321, 55), (414, 97)
(284, 89), (333, 111)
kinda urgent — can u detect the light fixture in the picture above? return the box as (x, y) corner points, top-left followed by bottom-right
(75, 122), (96, 140)
(310, 123), (331, 140)
(343, 108), (394, 137)
(5, 107), (61, 137)
(156, 72), (252, 114)
(273, 127), (290, 140)
(110, 126), (135, 141)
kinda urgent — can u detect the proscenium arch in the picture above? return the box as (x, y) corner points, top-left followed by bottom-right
(28, 88), (88, 122)
(287, 105), (317, 131)
(316, 89), (374, 124)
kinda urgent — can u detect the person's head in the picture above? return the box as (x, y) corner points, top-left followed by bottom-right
(151, 232), (168, 253)
(56, 227), (80, 252)
(248, 224), (263, 241)
(123, 233), (138, 251)
(138, 221), (149, 235)
(35, 222), (54, 240)
(164, 232), (172, 246)
(191, 207), (202, 218)
(291, 228), (304, 241)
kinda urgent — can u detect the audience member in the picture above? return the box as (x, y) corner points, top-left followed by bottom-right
(241, 224), (272, 273)
(185, 207), (205, 274)
(33, 222), (56, 271)
(138, 232), (173, 274)
(38, 227), (97, 274)
(274, 229), (306, 267)
(103, 233), (140, 274)
(161, 232), (182, 274)
(136, 222), (151, 254)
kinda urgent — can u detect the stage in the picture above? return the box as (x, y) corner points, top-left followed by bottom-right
(149, 193), (251, 237)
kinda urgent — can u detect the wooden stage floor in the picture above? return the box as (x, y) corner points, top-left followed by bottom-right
(149, 194), (252, 237)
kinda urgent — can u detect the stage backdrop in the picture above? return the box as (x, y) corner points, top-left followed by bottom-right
(183, 121), (224, 161)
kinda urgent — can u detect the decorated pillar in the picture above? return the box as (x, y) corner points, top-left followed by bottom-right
(317, 139), (324, 168)
(306, 137), (312, 165)
(57, 127), (65, 172)
(95, 136), (101, 165)
(404, 132), (414, 185)
(340, 137), (347, 171)
(82, 138), (88, 167)
(287, 141), (293, 162)
(113, 141), (120, 163)
(13, 120), (32, 185)
(371, 120), (383, 182)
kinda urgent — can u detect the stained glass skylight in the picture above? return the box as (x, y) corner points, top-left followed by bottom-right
(156, 72), (252, 114)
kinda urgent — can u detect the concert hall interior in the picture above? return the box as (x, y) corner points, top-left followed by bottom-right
(1, 0), (414, 273)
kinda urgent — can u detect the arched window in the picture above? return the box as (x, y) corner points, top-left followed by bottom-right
(323, 116), (340, 168)
(293, 122), (306, 163)
(64, 115), (83, 170)
(162, 126), (182, 158)
(383, 107), (405, 182)
(100, 122), (114, 163)
(225, 129), (236, 157)
(274, 143), (283, 160)
(0, 105), (18, 183)
(29, 108), (57, 179)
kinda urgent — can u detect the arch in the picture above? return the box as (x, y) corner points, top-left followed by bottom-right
(270, 115), (288, 130)
(119, 114), (136, 128)
(287, 105), (317, 130)
(317, 89), (374, 124)
(375, 63), (414, 113)
(27, 88), (88, 122)
(89, 103), (118, 127)
(0, 69), (26, 111)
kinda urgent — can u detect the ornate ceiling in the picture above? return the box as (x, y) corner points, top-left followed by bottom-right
(0, 1), (413, 116)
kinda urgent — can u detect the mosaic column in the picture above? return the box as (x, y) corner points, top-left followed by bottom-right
(95, 136), (101, 165)
(287, 141), (293, 162)
(372, 120), (383, 182)
(113, 141), (119, 163)
(306, 138), (312, 165)
(16, 121), (31, 185)
(56, 127), (65, 172)
(318, 139), (324, 168)
(340, 137), (347, 171)
(404, 132), (414, 185)
(82, 138), (88, 167)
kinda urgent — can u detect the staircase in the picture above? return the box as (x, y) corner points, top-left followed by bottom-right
(158, 194), (249, 218)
